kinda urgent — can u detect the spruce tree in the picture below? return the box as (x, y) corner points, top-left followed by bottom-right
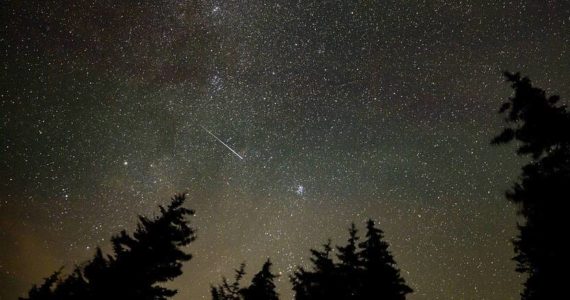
(52, 268), (88, 299)
(105, 193), (195, 299)
(240, 259), (279, 300)
(291, 241), (339, 300)
(20, 193), (196, 300)
(336, 223), (362, 299)
(492, 72), (569, 299)
(20, 270), (61, 300)
(211, 263), (246, 300)
(358, 219), (412, 300)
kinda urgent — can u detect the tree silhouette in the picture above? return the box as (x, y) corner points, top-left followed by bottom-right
(212, 260), (279, 300)
(20, 193), (196, 300)
(291, 241), (340, 300)
(211, 263), (246, 300)
(336, 223), (362, 299)
(358, 219), (412, 300)
(240, 259), (279, 300)
(492, 72), (570, 300)
(291, 221), (412, 300)
(20, 270), (62, 300)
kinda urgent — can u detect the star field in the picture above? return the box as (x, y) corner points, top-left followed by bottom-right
(1, 1), (569, 299)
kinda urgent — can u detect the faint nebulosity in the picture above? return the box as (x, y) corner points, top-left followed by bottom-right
(1, 1), (569, 299)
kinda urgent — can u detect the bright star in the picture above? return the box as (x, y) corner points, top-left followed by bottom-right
(295, 185), (304, 196)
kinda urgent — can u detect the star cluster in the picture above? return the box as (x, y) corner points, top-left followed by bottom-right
(1, 1), (569, 299)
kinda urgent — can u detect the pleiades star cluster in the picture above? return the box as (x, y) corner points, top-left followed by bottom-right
(1, 1), (569, 299)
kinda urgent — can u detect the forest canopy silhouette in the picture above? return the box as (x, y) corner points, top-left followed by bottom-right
(19, 72), (568, 299)
(290, 220), (412, 300)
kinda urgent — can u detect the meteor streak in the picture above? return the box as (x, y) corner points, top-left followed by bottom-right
(201, 125), (244, 160)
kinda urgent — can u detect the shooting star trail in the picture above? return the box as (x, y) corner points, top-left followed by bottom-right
(201, 125), (244, 160)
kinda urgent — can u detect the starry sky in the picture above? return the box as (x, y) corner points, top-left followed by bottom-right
(1, 1), (569, 299)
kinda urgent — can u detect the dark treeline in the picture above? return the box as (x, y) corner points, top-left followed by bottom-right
(20, 73), (568, 299)
(290, 220), (411, 300)
(211, 220), (411, 300)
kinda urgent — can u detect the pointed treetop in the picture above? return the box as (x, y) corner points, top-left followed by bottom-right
(337, 223), (360, 267)
(242, 259), (279, 300)
(492, 71), (569, 159)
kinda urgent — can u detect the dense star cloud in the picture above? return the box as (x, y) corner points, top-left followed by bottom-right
(1, 0), (569, 299)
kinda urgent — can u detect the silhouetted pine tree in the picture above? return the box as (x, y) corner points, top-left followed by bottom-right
(20, 193), (196, 300)
(20, 270), (61, 300)
(212, 260), (279, 300)
(52, 268), (88, 299)
(336, 223), (362, 299)
(492, 72), (570, 300)
(240, 259), (279, 300)
(80, 247), (108, 297)
(291, 241), (340, 300)
(358, 219), (412, 300)
(211, 263), (246, 300)
(106, 193), (195, 299)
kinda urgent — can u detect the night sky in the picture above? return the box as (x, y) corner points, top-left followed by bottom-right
(1, 1), (569, 299)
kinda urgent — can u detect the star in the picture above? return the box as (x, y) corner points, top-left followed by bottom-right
(2, 1), (565, 299)
(295, 185), (305, 196)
